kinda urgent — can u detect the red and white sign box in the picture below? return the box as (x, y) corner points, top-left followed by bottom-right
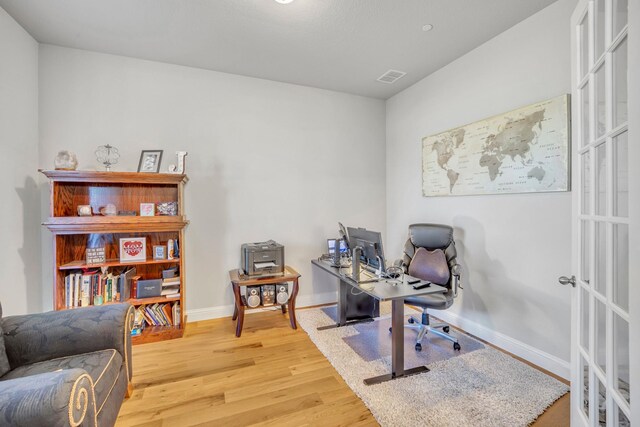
(119, 237), (147, 262)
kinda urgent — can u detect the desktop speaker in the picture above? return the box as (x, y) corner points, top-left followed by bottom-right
(246, 286), (261, 308)
(261, 285), (276, 306)
(276, 283), (289, 305)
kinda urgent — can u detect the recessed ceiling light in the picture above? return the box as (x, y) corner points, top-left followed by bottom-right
(275, 0), (294, 3)
(422, 24), (434, 32)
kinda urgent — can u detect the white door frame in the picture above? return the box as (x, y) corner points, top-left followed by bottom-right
(570, 0), (636, 425)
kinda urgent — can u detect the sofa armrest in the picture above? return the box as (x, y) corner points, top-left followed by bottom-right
(2, 303), (134, 381)
(0, 369), (96, 427)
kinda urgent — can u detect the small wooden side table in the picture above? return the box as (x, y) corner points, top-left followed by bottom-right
(229, 265), (301, 337)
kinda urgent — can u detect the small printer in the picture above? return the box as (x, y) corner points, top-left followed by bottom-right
(241, 240), (284, 278)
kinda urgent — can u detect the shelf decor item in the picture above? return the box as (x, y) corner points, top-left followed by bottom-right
(119, 237), (147, 263)
(77, 205), (92, 216)
(140, 203), (155, 217)
(138, 150), (163, 173)
(153, 245), (166, 260)
(86, 247), (106, 264)
(168, 151), (188, 174)
(95, 144), (120, 171)
(156, 201), (178, 216)
(54, 150), (78, 170)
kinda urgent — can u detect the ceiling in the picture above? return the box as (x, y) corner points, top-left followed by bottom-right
(0, 0), (557, 99)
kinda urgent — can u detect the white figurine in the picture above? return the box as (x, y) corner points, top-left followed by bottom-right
(168, 151), (188, 174)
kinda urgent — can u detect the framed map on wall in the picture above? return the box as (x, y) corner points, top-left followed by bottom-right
(422, 94), (570, 197)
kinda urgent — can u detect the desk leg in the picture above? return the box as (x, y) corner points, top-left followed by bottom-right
(338, 279), (348, 326)
(288, 278), (299, 330)
(317, 278), (375, 331)
(363, 299), (429, 385)
(232, 283), (245, 337)
(391, 298), (405, 378)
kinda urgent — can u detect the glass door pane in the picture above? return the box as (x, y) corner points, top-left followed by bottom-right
(613, 132), (628, 217)
(613, 0), (628, 37)
(613, 313), (630, 404)
(595, 143), (607, 216)
(580, 13), (590, 78)
(613, 224), (629, 311)
(595, 0), (606, 59)
(613, 38), (628, 127)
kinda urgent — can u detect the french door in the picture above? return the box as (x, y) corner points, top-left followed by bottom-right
(570, 0), (632, 425)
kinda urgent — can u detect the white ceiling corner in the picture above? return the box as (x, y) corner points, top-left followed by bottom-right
(0, 0), (558, 99)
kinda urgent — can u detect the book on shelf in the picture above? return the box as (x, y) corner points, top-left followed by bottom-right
(64, 266), (137, 308)
(134, 302), (180, 330)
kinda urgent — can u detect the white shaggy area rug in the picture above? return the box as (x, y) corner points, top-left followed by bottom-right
(297, 305), (568, 427)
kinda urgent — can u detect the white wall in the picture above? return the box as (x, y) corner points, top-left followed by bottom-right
(38, 45), (386, 317)
(0, 8), (40, 316)
(386, 0), (576, 376)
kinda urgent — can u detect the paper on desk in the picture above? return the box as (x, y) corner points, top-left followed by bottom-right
(255, 261), (277, 269)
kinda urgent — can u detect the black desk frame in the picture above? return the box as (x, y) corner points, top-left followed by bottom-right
(311, 259), (447, 385)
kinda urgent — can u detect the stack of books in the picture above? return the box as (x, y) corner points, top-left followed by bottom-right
(161, 276), (181, 298)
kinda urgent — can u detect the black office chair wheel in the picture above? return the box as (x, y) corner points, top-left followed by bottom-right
(408, 317), (415, 324)
(389, 327), (392, 333)
(415, 343), (422, 352)
(443, 326), (450, 333)
(453, 342), (461, 351)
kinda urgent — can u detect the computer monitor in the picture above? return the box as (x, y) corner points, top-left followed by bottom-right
(327, 238), (348, 256)
(346, 226), (386, 273)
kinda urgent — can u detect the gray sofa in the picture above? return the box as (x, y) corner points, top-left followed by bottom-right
(0, 302), (134, 426)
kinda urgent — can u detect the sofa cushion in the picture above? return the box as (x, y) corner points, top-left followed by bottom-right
(0, 349), (122, 415)
(0, 304), (10, 377)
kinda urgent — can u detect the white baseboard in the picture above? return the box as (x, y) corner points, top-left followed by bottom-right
(434, 310), (570, 380)
(186, 291), (337, 323)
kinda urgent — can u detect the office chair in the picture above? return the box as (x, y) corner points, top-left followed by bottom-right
(396, 223), (462, 352)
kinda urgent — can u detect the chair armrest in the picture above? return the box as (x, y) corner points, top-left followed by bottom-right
(450, 263), (462, 297)
(0, 369), (96, 427)
(2, 303), (134, 381)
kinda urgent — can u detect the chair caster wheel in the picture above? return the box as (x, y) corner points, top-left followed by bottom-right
(408, 317), (414, 324)
(389, 327), (392, 333)
(453, 342), (461, 351)
(443, 326), (450, 333)
(415, 343), (422, 352)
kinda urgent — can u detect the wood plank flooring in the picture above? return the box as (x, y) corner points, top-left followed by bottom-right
(116, 307), (569, 426)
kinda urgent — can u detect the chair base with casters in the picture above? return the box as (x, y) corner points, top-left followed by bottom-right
(405, 308), (460, 352)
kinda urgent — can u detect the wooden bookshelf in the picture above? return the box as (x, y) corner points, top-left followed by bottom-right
(41, 169), (188, 344)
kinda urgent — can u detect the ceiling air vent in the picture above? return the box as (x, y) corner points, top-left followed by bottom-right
(376, 69), (406, 84)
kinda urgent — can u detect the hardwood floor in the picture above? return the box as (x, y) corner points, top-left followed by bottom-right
(116, 308), (569, 426)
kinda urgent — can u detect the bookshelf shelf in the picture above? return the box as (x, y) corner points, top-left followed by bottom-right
(41, 169), (188, 345)
(132, 325), (183, 345)
(59, 257), (181, 271)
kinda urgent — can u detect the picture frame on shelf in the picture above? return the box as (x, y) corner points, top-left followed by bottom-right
(86, 247), (106, 265)
(137, 150), (163, 173)
(119, 237), (147, 263)
(153, 245), (166, 260)
(140, 203), (155, 216)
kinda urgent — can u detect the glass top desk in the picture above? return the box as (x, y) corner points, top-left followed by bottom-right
(311, 258), (446, 385)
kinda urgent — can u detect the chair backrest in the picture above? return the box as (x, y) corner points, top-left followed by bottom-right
(402, 223), (457, 289)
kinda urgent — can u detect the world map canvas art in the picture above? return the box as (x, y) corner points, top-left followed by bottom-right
(422, 94), (570, 197)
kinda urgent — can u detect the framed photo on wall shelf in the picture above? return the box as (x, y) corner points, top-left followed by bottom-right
(119, 237), (147, 262)
(153, 245), (166, 260)
(137, 150), (163, 173)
